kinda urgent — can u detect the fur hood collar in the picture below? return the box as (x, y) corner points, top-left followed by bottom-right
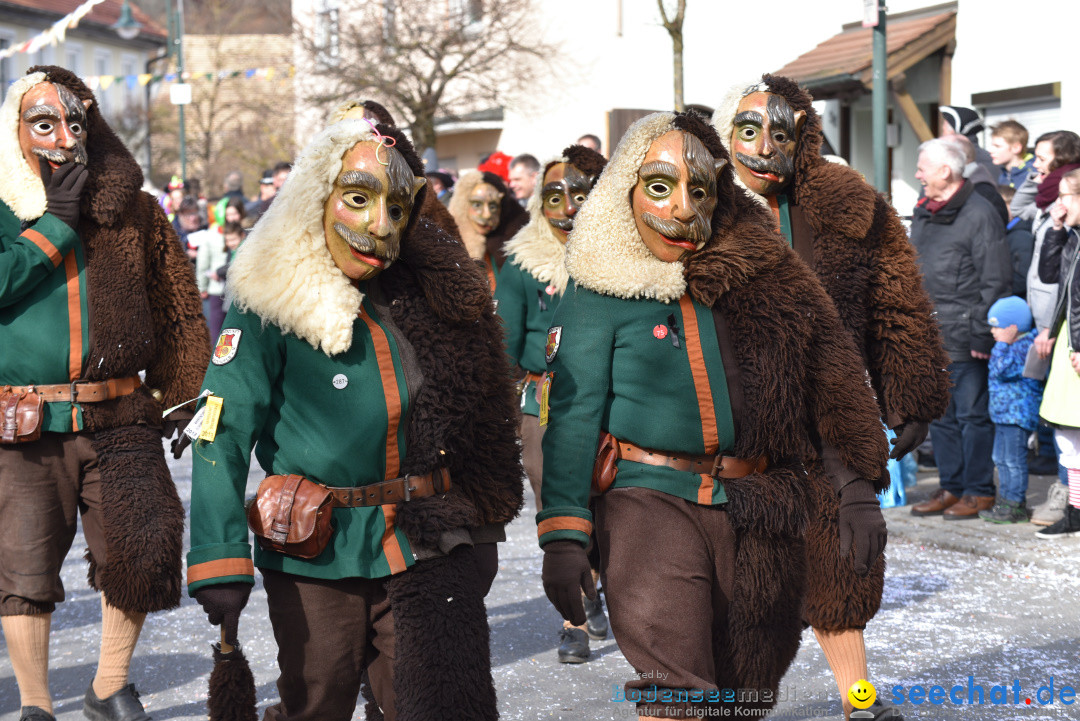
(565, 113), (689, 302)
(0, 67), (143, 226)
(447, 170), (525, 261)
(229, 119), (478, 356)
(502, 154), (570, 295)
(712, 74), (876, 240)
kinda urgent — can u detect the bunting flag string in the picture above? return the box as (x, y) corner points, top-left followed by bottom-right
(0, 0), (108, 60)
(20, 65), (296, 90)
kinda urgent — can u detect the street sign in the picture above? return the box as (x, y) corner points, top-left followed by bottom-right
(170, 83), (192, 105)
(862, 0), (880, 27)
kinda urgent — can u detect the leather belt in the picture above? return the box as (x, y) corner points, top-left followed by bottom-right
(616, 440), (767, 479)
(3, 376), (142, 404)
(326, 467), (451, 507)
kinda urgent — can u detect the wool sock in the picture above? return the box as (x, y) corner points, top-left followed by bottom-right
(814, 627), (868, 720)
(1, 613), (53, 712)
(1067, 469), (1080, 509)
(92, 597), (146, 699)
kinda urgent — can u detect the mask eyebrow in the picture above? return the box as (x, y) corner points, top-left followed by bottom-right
(733, 111), (763, 127)
(56, 84), (86, 126)
(766, 94), (797, 137)
(339, 170), (383, 194)
(542, 181), (566, 196)
(23, 105), (61, 123)
(639, 160), (679, 180)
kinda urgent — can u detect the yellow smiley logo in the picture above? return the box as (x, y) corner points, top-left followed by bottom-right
(847, 679), (876, 710)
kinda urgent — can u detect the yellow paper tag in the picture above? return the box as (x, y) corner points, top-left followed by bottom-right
(538, 372), (553, 426)
(198, 396), (223, 442)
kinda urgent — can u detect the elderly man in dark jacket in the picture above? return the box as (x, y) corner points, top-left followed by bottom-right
(910, 137), (1012, 520)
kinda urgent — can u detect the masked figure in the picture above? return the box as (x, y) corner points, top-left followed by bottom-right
(187, 118), (522, 721)
(493, 144), (608, 662)
(0, 67), (209, 721)
(538, 111), (890, 718)
(448, 170), (527, 289)
(713, 75), (950, 721)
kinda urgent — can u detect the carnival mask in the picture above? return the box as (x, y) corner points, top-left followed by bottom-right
(541, 162), (593, 240)
(323, 141), (425, 283)
(19, 81), (91, 179)
(631, 130), (722, 264)
(467, 182), (502, 236)
(730, 91), (805, 197)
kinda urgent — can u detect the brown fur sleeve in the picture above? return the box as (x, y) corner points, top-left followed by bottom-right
(863, 196), (951, 426)
(143, 193), (211, 408)
(796, 266), (891, 489)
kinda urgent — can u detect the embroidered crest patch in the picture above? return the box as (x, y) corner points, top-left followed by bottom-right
(545, 326), (562, 364)
(212, 328), (242, 365)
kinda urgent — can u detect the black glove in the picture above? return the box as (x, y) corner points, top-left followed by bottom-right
(40, 159), (88, 230)
(837, 480), (887, 576)
(194, 582), (251, 647)
(541, 540), (596, 626)
(163, 409), (195, 459)
(473, 542), (499, 598)
(889, 420), (929, 460)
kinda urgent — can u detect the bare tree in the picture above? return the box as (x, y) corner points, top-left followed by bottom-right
(657, 0), (686, 112)
(295, 0), (557, 156)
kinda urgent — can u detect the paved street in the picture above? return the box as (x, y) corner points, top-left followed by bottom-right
(2, 449), (1079, 720)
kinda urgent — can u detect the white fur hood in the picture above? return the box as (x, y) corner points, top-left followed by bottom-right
(711, 79), (771, 210)
(227, 119), (380, 356)
(502, 154), (570, 295)
(564, 112), (687, 303)
(0, 72), (49, 221)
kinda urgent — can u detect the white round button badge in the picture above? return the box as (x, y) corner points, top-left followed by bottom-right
(332, 374), (348, 389)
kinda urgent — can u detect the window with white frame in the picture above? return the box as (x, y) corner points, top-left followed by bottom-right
(315, 0), (340, 69)
(94, 49), (113, 116)
(120, 54), (140, 110)
(64, 44), (83, 77)
(0, 30), (14, 89)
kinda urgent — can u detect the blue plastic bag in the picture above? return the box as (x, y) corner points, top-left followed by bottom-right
(878, 426), (916, 508)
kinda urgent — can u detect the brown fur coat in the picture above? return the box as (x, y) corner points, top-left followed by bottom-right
(28, 66), (210, 613)
(753, 74), (950, 631)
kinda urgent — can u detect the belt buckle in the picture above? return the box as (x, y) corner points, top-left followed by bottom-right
(69, 380), (80, 403)
(710, 454), (725, 479)
(403, 475), (412, 502)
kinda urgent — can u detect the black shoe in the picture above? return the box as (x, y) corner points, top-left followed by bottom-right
(1028, 456), (1059, 476)
(979, 498), (1029, 524)
(556, 627), (590, 664)
(583, 593), (609, 641)
(868, 699), (904, 719)
(1035, 505), (1080, 539)
(83, 683), (151, 721)
(20, 707), (56, 721)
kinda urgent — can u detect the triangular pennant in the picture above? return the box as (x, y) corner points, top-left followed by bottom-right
(138, 73), (153, 85)
(98, 76), (114, 90)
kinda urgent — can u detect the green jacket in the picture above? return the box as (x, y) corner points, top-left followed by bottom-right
(0, 202), (88, 432)
(494, 259), (561, 415)
(186, 291), (416, 593)
(538, 282), (736, 547)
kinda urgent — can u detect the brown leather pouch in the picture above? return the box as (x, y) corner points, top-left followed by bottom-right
(0, 386), (45, 444)
(246, 474), (334, 559)
(591, 431), (619, 496)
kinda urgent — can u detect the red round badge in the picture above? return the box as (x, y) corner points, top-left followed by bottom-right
(653, 324), (668, 339)
(545, 284), (557, 296)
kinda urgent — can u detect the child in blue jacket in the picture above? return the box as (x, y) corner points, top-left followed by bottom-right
(982, 296), (1044, 523)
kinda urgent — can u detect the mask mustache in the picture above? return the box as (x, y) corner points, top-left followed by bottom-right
(33, 146), (87, 166)
(548, 217), (573, 232)
(334, 222), (398, 263)
(735, 152), (792, 180)
(641, 212), (710, 243)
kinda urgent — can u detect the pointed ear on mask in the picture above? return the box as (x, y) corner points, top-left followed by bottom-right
(412, 176), (427, 200)
(82, 98), (93, 111)
(793, 110), (807, 140)
(714, 157), (728, 178)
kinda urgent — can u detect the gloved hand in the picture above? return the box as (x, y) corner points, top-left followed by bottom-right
(837, 480), (887, 576)
(889, 420), (929, 460)
(541, 540), (596, 626)
(162, 409), (195, 459)
(473, 542), (499, 597)
(194, 582), (251, 647)
(40, 159), (88, 230)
